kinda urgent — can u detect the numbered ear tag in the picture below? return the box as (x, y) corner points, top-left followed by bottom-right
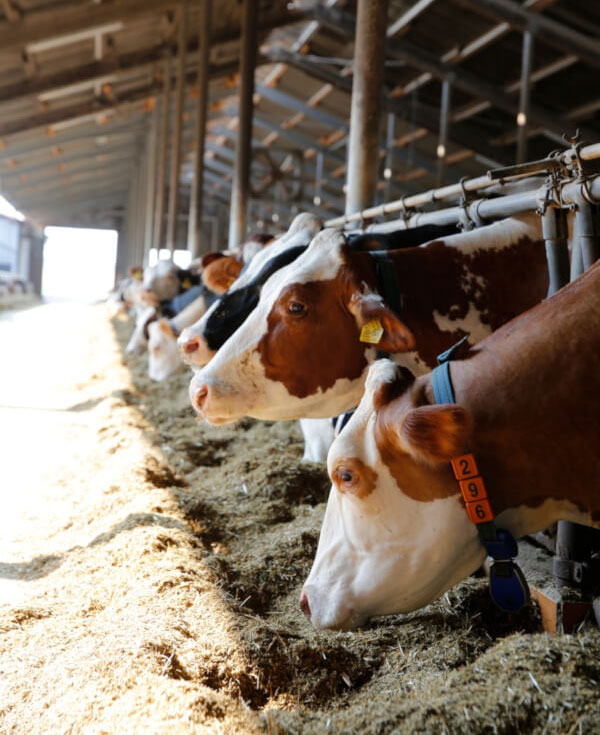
(360, 319), (384, 344)
(451, 453), (478, 479)
(182, 278), (192, 290)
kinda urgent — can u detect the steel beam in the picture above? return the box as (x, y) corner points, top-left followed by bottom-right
(166, 3), (187, 254)
(144, 109), (159, 263)
(463, 0), (600, 71)
(228, 0), (258, 248)
(188, 0), (211, 257)
(437, 79), (452, 187)
(345, 0), (388, 214)
(256, 82), (349, 134)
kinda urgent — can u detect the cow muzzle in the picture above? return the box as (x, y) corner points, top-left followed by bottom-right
(178, 328), (216, 367)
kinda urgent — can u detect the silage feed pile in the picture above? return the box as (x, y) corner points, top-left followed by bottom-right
(1, 304), (600, 735)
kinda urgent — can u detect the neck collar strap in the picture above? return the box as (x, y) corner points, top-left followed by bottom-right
(431, 338), (529, 613)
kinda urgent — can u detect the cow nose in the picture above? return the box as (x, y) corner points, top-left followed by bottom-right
(189, 379), (209, 413)
(183, 336), (199, 354)
(299, 593), (311, 619)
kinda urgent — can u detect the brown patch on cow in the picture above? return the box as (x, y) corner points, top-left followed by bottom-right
(202, 257), (243, 295)
(157, 318), (175, 337)
(257, 278), (369, 398)
(331, 457), (378, 499)
(373, 393), (462, 502)
(200, 252), (225, 269)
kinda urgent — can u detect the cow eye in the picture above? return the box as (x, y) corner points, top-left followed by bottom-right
(334, 466), (358, 490)
(287, 300), (306, 316)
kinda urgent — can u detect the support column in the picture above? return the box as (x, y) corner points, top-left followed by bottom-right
(188, 0), (212, 258)
(516, 30), (533, 164)
(228, 0), (258, 249)
(143, 106), (159, 264)
(154, 53), (171, 252)
(344, 0), (388, 216)
(166, 3), (187, 255)
(542, 207), (569, 296)
(383, 112), (394, 202)
(436, 79), (452, 187)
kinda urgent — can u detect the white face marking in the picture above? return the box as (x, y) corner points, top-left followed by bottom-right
(147, 321), (180, 381)
(303, 360), (483, 630)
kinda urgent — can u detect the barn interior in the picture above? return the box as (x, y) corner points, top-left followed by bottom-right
(2, 1), (600, 734)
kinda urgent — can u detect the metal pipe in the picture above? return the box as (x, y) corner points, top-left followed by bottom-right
(516, 30), (533, 164)
(541, 207), (569, 296)
(228, 0), (258, 249)
(326, 140), (600, 228)
(384, 112), (394, 202)
(166, 3), (187, 254)
(437, 79), (451, 187)
(154, 53), (171, 250)
(344, 0), (388, 215)
(188, 0), (212, 258)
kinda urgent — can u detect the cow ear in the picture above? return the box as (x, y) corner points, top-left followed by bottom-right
(400, 404), (472, 464)
(202, 257), (242, 294)
(200, 252), (225, 268)
(350, 293), (415, 353)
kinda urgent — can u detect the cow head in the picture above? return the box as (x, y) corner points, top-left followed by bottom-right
(143, 260), (180, 302)
(147, 318), (181, 381)
(189, 229), (415, 423)
(178, 212), (322, 369)
(300, 359), (482, 630)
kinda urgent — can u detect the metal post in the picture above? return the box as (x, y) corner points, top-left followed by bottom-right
(516, 30), (533, 164)
(143, 107), (159, 264)
(437, 79), (452, 187)
(154, 53), (171, 253)
(384, 112), (394, 202)
(166, 3), (187, 255)
(344, 0), (388, 216)
(313, 151), (324, 207)
(188, 0), (212, 258)
(228, 0), (258, 249)
(542, 207), (569, 296)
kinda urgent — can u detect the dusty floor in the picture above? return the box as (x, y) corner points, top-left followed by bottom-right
(1, 302), (600, 735)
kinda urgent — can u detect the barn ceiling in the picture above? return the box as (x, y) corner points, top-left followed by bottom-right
(0, 0), (598, 232)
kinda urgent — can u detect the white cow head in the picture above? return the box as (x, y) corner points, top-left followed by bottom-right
(301, 359), (483, 630)
(147, 318), (181, 381)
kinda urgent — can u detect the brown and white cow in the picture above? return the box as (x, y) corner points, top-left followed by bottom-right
(301, 261), (600, 630)
(201, 256), (244, 295)
(190, 214), (549, 423)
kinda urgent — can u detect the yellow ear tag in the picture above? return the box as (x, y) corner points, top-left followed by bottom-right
(134, 271), (142, 281)
(359, 319), (384, 344)
(182, 277), (192, 290)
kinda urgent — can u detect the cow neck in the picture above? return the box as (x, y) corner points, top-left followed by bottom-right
(431, 337), (529, 613)
(367, 250), (403, 360)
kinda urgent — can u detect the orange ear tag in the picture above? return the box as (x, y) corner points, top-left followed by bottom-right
(360, 319), (384, 344)
(451, 453), (478, 480)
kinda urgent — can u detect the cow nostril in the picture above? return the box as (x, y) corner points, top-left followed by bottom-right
(183, 337), (200, 354)
(194, 385), (209, 411)
(300, 593), (311, 619)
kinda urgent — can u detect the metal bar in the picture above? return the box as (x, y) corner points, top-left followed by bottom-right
(326, 141), (600, 227)
(437, 79), (451, 187)
(154, 54), (171, 250)
(384, 112), (394, 201)
(228, 0), (258, 248)
(188, 0), (212, 258)
(517, 30), (534, 164)
(255, 82), (348, 134)
(387, 0), (437, 37)
(166, 3), (187, 254)
(345, 0), (388, 215)
(313, 151), (324, 206)
(541, 208), (569, 296)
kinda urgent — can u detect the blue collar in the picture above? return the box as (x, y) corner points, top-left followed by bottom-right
(431, 338), (529, 613)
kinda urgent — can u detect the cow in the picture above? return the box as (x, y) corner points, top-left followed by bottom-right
(300, 260), (600, 630)
(189, 213), (550, 424)
(178, 221), (460, 368)
(178, 212), (323, 367)
(147, 285), (221, 381)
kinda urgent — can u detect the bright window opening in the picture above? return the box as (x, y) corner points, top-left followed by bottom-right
(148, 248), (192, 269)
(41, 227), (118, 302)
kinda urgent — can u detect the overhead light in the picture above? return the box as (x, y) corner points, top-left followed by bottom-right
(436, 144), (446, 158)
(26, 23), (124, 54)
(517, 112), (527, 126)
(272, 213), (279, 223)
(383, 167), (392, 180)
(313, 195), (321, 206)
